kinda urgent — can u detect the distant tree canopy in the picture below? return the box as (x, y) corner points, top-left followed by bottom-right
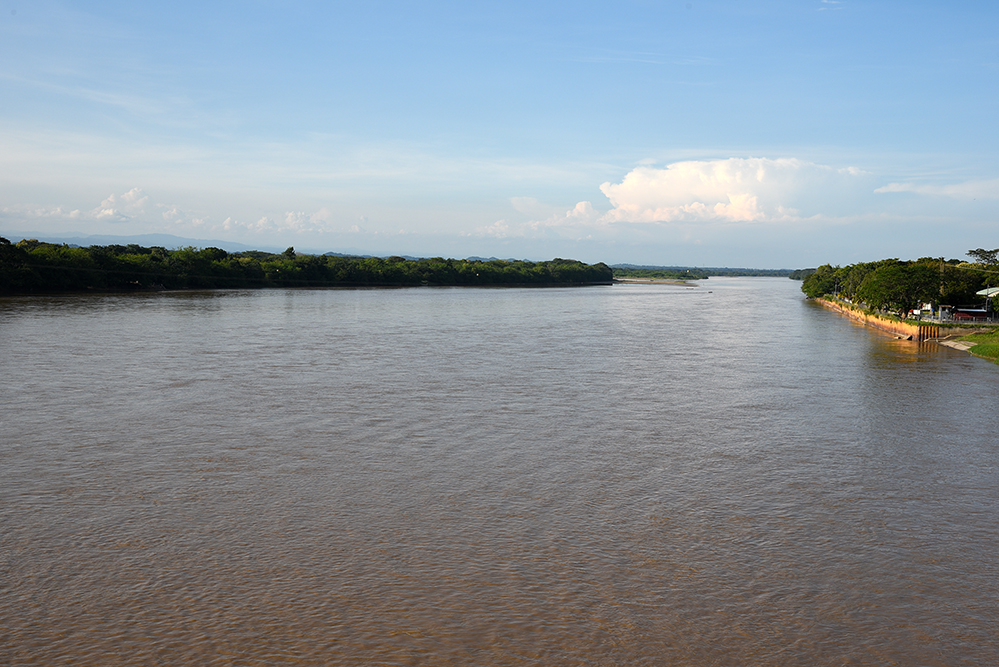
(611, 267), (709, 280)
(855, 262), (941, 318)
(800, 251), (997, 318)
(0, 238), (613, 294)
(612, 265), (796, 279)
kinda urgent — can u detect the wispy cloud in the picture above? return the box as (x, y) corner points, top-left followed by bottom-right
(874, 178), (999, 199)
(1, 187), (345, 240)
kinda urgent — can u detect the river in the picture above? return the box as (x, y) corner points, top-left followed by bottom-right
(1, 278), (997, 665)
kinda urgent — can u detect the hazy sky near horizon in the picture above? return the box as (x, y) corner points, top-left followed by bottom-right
(1, 0), (997, 266)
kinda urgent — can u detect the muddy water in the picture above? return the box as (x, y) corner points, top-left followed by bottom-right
(2, 279), (997, 665)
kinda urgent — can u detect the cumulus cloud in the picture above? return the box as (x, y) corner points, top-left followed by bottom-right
(598, 158), (869, 224)
(281, 208), (333, 233)
(489, 157), (877, 241)
(2, 188), (157, 225)
(93, 187), (151, 221)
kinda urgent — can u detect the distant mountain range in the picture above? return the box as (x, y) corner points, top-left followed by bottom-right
(0, 231), (369, 257)
(0, 231), (540, 263)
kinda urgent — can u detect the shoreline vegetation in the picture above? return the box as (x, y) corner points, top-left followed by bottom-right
(956, 329), (999, 364)
(0, 237), (807, 296)
(0, 238), (613, 294)
(798, 254), (997, 318)
(798, 249), (999, 365)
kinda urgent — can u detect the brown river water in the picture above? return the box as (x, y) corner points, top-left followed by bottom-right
(1, 278), (997, 665)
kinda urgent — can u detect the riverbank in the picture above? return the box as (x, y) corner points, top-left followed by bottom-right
(814, 297), (941, 341)
(955, 329), (999, 364)
(815, 296), (999, 364)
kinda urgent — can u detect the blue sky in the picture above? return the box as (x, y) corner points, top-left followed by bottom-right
(1, 0), (996, 267)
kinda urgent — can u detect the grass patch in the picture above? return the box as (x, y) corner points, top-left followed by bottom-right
(960, 329), (999, 344)
(970, 343), (999, 363)
(959, 329), (999, 364)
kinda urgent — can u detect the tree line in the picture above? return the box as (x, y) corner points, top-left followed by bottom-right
(0, 238), (613, 294)
(799, 248), (998, 318)
(612, 265), (797, 278)
(611, 267), (710, 280)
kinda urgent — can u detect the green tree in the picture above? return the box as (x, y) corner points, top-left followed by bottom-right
(967, 247), (999, 265)
(0, 236), (32, 292)
(856, 262), (940, 318)
(800, 264), (839, 297)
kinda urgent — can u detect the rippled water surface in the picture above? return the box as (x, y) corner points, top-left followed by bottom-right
(2, 279), (998, 665)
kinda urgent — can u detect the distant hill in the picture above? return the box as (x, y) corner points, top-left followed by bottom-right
(0, 231), (420, 259)
(0, 232), (530, 263)
(0, 232), (284, 254)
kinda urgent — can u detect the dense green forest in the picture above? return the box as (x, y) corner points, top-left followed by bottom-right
(0, 238), (613, 294)
(799, 249), (998, 318)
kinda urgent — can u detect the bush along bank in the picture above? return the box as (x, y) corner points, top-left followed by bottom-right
(801, 256), (995, 319)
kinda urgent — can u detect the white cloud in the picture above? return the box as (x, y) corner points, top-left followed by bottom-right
(598, 158), (868, 224)
(486, 157), (879, 242)
(874, 178), (999, 200)
(478, 220), (512, 238)
(93, 187), (150, 221)
(1, 184), (357, 243)
(475, 199), (607, 239)
(282, 208), (335, 233)
(2, 188), (157, 226)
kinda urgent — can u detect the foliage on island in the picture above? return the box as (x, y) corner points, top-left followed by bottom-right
(612, 264), (798, 279)
(0, 237), (613, 294)
(800, 249), (998, 319)
(611, 267), (709, 280)
(697, 267), (796, 277)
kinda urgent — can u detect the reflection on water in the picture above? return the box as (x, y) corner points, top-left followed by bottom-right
(2, 280), (998, 665)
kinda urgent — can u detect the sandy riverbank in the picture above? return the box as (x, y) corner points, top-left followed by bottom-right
(613, 278), (699, 286)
